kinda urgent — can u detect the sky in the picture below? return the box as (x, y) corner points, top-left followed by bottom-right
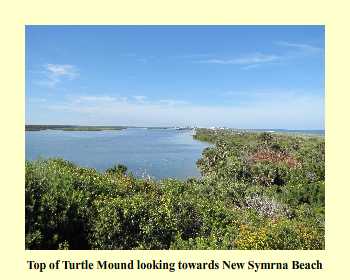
(26, 26), (324, 129)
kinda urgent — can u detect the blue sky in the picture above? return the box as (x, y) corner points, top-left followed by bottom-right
(26, 26), (324, 129)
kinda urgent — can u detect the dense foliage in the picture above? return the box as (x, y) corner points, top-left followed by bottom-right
(25, 129), (324, 249)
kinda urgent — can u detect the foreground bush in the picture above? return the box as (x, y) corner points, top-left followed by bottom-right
(26, 130), (324, 250)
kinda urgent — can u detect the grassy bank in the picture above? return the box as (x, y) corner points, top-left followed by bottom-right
(25, 129), (324, 250)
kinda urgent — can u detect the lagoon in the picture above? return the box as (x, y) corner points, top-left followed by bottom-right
(25, 128), (210, 180)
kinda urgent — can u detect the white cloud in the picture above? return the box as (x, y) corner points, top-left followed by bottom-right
(197, 53), (282, 70)
(38, 90), (323, 129)
(133, 95), (147, 103)
(75, 96), (117, 102)
(46, 64), (78, 78)
(63, 95), (132, 106)
(241, 64), (261, 70)
(158, 99), (189, 106)
(136, 58), (149, 63)
(195, 41), (322, 70)
(199, 53), (280, 65)
(276, 41), (323, 53)
(37, 64), (79, 87)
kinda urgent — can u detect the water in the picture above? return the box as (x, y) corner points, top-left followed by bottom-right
(25, 128), (210, 180)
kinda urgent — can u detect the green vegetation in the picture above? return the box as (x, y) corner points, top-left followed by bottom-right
(25, 125), (126, 131)
(25, 129), (324, 250)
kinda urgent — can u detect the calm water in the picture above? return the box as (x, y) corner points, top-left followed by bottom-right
(25, 128), (211, 180)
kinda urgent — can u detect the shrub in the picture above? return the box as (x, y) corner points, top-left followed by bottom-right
(25, 130), (324, 250)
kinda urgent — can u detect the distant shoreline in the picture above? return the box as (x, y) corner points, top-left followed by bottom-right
(25, 125), (127, 131)
(25, 125), (324, 136)
(25, 125), (193, 132)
